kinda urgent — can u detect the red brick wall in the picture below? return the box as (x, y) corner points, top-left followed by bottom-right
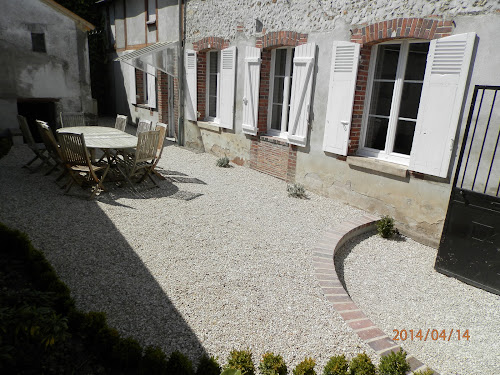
(347, 17), (454, 154)
(135, 68), (144, 104)
(158, 70), (168, 123)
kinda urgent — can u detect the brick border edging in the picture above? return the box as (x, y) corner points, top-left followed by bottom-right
(312, 214), (438, 374)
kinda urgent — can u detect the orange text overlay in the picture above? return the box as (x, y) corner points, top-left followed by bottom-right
(393, 329), (470, 341)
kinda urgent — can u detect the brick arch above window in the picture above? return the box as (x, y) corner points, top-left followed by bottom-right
(256, 31), (308, 49)
(193, 37), (229, 52)
(350, 17), (454, 45)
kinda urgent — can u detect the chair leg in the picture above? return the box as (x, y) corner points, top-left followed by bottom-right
(23, 155), (40, 169)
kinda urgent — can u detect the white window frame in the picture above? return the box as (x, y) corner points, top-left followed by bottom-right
(267, 47), (294, 138)
(205, 50), (221, 123)
(359, 39), (429, 166)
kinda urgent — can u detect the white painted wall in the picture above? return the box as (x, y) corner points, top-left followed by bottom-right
(0, 0), (93, 131)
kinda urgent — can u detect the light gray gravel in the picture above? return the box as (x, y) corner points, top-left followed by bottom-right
(0, 141), (376, 370)
(338, 232), (500, 375)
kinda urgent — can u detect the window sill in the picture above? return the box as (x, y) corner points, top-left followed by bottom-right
(134, 104), (155, 110)
(260, 135), (289, 146)
(197, 121), (221, 133)
(346, 156), (408, 178)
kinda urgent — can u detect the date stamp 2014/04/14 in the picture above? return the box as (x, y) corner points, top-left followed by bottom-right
(393, 329), (470, 341)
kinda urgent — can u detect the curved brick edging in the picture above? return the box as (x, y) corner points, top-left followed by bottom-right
(312, 214), (438, 375)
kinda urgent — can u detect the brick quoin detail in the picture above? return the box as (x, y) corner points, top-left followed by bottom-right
(248, 31), (307, 182)
(135, 68), (144, 104)
(157, 71), (168, 124)
(193, 37), (230, 120)
(347, 17), (454, 154)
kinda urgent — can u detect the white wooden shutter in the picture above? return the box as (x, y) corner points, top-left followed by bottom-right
(219, 46), (237, 129)
(288, 42), (316, 147)
(323, 42), (360, 155)
(185, 49), (197, 121)
(410, 33), (476, 178)
(147, 65), (157, 109)
(242, 46), (261, 135)
(122, 62), (136, 104)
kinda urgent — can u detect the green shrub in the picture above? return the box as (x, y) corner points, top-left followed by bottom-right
(287, 183), (306, 198)
(143, 345), (168, 375)
(259, 352), (288, 375)
(413, 369), (434, 375)
(292, 357), (316, 375)
(111, 336), (143, 370)
(323, 355), (348, 375)
(378, 349), (410, 375)
(166, 351), (194, 375)
(196, 355), (221, 375)
(216, 156), (230, 167)
(225, 349), (255, 375)
(349, 353), (375, 375)
(376, 215), (396, 238)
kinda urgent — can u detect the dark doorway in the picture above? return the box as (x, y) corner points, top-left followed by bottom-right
(17, 100), (57, 142)
(435, 85), (500, 295)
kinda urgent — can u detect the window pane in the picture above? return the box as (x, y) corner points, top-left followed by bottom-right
(209, 52), (218, 73)
(404, 43), (429, 80)
(209, 96), (217, 117)
(273, 77), (285, 104)
(374, 44), (400, 80)
(209, 74), (217, 96)
(274, 49), (287, 76)
(271, 104), (282, 130)
(369, 81), (394, 116)
(393, 120), (416, 155)
(399, 82), (423, 119)
(365, 117), (388, 150)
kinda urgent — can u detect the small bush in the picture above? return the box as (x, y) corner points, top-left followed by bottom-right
(378, 349), (410, 375)
(196, 355), (221, 375)
(216, 156), (230, 168)
(166, 351), (194, 375)
(323, 355), (348, 375)
(376, 215), (396, 238)
(111, 336), (143, 370)
(259, 352), (288, 375)
(287, 183), (306, 198)
(225, 349), (255, 375)
(143, 345), (168, 375)
(349, 353), (375, 375)
(413, 369), (434, 375)
(292, 357), (316, 375)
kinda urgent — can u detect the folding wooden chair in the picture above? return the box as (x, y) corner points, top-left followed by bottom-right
(136, 119), (153, 135)
(58, 133), (110, 199)
(114, 114), (128, 132)
(35, 120), (67, 182)
(118, 130), (160, 188)
(17, 115), (51, 172)
(60, 112), (86, 128)
(151, 122), (167, 180)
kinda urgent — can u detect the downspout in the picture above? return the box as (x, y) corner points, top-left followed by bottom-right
(177, 0), (185, 146)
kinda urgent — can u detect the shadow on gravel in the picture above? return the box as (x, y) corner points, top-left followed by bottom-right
(0, 146), (208, 361)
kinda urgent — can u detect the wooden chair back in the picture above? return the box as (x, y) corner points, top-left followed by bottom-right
(58, 133), (91, 166)
(17, 115), (37, 148)
(154, 122), (167, 160)
(36, 120), (62, 161)
(60, 112), (86, 128)
(115, 115), (128, 132)
(135, 130), (160, 164)
(136, 119), (153, 135)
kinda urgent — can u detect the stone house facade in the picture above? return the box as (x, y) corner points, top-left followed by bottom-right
(107, 0), (500, 247)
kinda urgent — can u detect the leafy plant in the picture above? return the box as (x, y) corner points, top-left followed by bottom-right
(259, 352), (288, 375)
(323, 355), (348, 375)
(166, 351), (194, 375)
(376, 215), (396, 238)
(349, 353), (376, 375)
(196, 355), (221, 375)
(216, 156), (230, 167)
(287, 183), (306, 198)
(378, 349), (411, 375)
(143, 345), (168, 375)
(292, 357), (316, 375)
(413, 369), (434, 375)
(225, 349), (255, 375)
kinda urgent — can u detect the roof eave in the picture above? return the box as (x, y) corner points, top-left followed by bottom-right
(40, 0), (95, 32)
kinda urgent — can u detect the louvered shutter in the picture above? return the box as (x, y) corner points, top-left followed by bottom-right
(219, 46), (237, 129)
(185, 49), (197, 121)
(147, 65), (157, 109)
(287, 42), (316, 147)
(122, 62), (136, 104)
(410, 33), (476, 178)
(242, 47), (261, 135)
(323, 42), (360, 155)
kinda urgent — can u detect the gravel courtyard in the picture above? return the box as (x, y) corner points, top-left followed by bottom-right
(0, 137), (497, 374)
